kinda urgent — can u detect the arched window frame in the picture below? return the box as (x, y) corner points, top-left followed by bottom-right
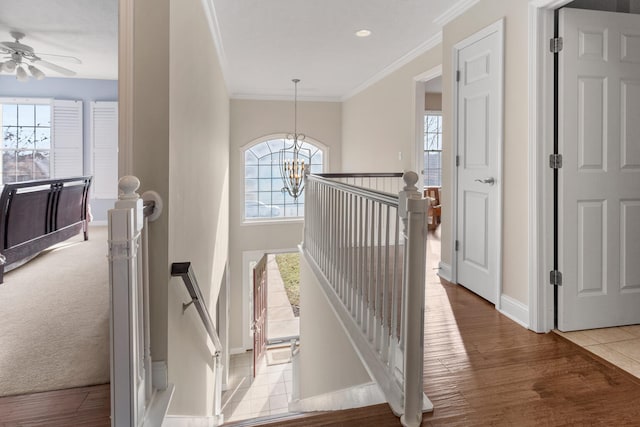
(241, 134), (328, 223)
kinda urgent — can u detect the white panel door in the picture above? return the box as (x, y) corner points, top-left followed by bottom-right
(455, 21), (503, 304)
(559, 8), (640, 331)
(52, 100), (83, 178)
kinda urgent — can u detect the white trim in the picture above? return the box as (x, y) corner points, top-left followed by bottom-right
(342, 32), (442, 102)
(434, 0), (482, 27)
(90, 220), (108, 226)
(413, 65), (443, 179)
(241, 248), (299, 352)
(231, 93), (342, 102)
(498, 295), (530, 328)
(200, 0), (231, 94)
(162, 414), (222, 427)
(229, 347), (247, 355)
(528, 0), (572, 333)
(452, 19), (505, 307)
(118, 0), (134, 176)
(147, 384), (175, 427)
(241, 218), (304, 227)
(152, 360), (169, 390)
(288, 382), (386, 412)
(437, 262), (452, 282)
(0, 97), (51, 104)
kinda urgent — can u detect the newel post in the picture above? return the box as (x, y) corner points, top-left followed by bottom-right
(398, 171), (429, 427)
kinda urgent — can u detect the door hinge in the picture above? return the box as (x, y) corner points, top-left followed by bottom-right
(550, 270), (563, 286)
(456, 155), (460, 167)
(455, 240), (460, 251)
(550, 37), (563, 53)
(456, 70), (460, 82)
(549, 154), (563, 169)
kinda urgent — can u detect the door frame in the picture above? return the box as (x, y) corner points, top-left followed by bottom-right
(413, 65), (443, 181)
(528, 0), (573, 333)
(241, 248), (298, 352)
(451, 19), (505, 308)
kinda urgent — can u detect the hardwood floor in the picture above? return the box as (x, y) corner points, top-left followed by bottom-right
(0, 384), (110, 426)
(228, 279), (640, 426)
(4, 230), (640, 425)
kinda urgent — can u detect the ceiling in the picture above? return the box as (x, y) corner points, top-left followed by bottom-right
(0, 0), (460, 99)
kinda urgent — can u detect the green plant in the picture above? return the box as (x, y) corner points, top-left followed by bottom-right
(275, 253), (300, 317)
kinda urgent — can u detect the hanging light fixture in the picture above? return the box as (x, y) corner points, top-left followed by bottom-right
(279, 79), (311, 200)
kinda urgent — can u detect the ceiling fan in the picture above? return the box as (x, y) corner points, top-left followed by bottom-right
(0, 31), (81, 82)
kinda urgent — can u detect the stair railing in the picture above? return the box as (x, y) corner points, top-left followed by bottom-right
(171, 261), (224, 423)
(109, 176), (166, 427)
(303, 171), (432, 427)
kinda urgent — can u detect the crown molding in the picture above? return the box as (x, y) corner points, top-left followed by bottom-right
(341, 31), (442, 102)
(433, 0), (482, 27)
(200, 0), (231, 94)
(231, 93), (342, 102)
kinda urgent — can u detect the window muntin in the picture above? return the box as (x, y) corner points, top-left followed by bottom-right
(244, 137), (323, 220)
(423, 112), (442, 187)
(1, 102), (51, 184)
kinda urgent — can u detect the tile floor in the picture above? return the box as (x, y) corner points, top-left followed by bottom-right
(221, 350), (293, 423)
(556, 325), (640, 379)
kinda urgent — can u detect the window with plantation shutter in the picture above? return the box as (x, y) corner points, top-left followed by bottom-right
(91, 101), (118, 199)
(52, 100), (83, 178)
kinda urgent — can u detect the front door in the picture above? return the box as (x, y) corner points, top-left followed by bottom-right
(252, 254), (268, 377)
(558, 8), (640, 331)
(455, 20), (504, 304)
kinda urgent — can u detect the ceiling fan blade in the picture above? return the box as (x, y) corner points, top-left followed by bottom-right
(34, 59), (76, 76)
(35, 52), (82, 64)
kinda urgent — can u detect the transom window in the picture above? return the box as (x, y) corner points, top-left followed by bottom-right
(423, 112), (442, 187)
(244, 137), (324, 219)
(0, 102), (51, 184)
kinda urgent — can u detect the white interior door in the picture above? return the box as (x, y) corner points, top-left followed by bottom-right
(558, 8), (640, 331)
(455, 21), (503, 304)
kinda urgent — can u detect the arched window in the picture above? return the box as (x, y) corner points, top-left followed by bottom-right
(244, 136), (324, 220)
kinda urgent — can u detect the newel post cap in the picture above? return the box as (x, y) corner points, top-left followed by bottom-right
(402, 171), (419, 193)
(119, 175), (140, 200)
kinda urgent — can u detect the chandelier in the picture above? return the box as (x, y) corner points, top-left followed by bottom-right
(279, 79), (310, 200)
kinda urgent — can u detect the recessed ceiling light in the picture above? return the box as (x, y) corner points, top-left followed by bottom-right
(355, 29), (372, 38)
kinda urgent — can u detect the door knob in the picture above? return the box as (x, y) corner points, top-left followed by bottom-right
(474, 177), (495, 185)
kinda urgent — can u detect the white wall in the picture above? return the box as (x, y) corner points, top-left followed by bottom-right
(342, 0), (531, 307)
(342, 44), (442, 173)
(440, 0), (529, 304)
(167, 0), (230, 416)
(298, 252), (371, 398)
(132, 0), (171, 367)
(228, 99), (342, 350)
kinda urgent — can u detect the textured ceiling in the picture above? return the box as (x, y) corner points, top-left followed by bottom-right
(0, 0), (457, 98)
(0, 0), (117, 81)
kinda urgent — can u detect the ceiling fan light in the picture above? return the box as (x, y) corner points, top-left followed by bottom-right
(16, 66), (29, 82)
(3, 60), (17, 72)
(28, 65), (45, 80)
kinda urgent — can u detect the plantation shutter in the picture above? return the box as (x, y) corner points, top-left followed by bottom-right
(91, 101), (118, 199)
(52, 100), (83, 178)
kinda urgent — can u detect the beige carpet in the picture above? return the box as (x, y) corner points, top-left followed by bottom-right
(0, 226), (109, 397)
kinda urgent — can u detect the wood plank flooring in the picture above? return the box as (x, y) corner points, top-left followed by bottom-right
(0, 384), (110, 426)
(4, 230), (640, 425)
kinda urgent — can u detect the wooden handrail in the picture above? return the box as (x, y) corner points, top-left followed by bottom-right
(170, 262), (223, 357)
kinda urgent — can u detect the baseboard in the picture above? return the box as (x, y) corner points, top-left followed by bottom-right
(437, 262), (452, 282)
(288, 382), (386, 412)
(229, 347), (247, 355)
(90, 220), (108, 226)
(498, 294), (529, 329)
(162, 414), (223, 427)
(153, 361), (169, 390)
